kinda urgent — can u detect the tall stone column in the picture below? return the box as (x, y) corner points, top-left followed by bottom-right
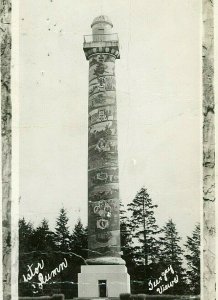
(77, 16), (130, 298)
(86, 18), (123, 266)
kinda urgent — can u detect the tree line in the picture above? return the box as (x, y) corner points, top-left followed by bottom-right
(19, 187), (200, 298)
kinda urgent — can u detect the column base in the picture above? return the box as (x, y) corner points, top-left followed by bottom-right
(77, 264), (130, 298)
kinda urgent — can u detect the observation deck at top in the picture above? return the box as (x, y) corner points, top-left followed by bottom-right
(83, 34), (120, 60)
(83, 15), (120, 60)
(83, 33), (119, 44)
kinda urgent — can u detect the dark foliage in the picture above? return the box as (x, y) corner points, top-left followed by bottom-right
(158, 219), (188, 295)
(127, 187), (160, 266)
(54, 208), (70, 252)
(184, 223), (200, 295)
(120, 202), (136, 276)
(127, 187), (161, 292)
(70, 218), (88, 260)
(19, 190), (200, 297)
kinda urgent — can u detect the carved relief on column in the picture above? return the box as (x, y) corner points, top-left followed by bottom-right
(87, 53), (122, 263)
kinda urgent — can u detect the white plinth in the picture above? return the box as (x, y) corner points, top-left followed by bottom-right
(78, 264), (130, 298)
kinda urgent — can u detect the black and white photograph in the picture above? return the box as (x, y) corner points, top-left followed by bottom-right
(1, 0), (216, 300)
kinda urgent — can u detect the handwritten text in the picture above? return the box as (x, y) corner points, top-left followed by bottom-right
(23, 258), (68, 293)
(148, 265), (179, 294)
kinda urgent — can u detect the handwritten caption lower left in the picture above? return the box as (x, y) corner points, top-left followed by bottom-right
(23, 258), (68, 293)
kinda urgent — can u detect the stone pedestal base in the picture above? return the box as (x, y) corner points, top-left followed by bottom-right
(78, 265), (130, 298)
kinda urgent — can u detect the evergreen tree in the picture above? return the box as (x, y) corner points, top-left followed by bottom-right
(70, 218), (88, 259)
(19, 217), (34, 253)
(54, 207), (70, 252)
(32, 218), (55, 252)
(19, 218), (36, 295)
(127, 187), (160, 293)
(64, 219), (88, 290)
(127, 187), (160, 265)
(120, 202), (138, 293)
(184, 223), (200, 295)
(159, 219), (183, 267)
(120, 202), (135, 268)
(158, 219), (187, 294)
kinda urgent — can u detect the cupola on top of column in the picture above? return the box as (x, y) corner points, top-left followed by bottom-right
(83, 15), (120, 60)
(91, 15), (113, 36)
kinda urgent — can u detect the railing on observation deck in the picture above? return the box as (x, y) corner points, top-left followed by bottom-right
(83, 33), (119, 44)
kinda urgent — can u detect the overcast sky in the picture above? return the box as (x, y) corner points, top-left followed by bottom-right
(19, 0), (201, 241)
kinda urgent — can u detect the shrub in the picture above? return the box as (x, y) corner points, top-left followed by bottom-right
(137, 294), (146, 300)
(120, 293), (131, 300)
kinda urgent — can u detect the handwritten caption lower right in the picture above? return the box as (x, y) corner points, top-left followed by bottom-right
(148, 265), (179, 294)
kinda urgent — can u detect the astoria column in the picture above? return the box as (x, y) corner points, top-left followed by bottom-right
(77, 16), (130, 298)
(86, 16), (123, 266)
